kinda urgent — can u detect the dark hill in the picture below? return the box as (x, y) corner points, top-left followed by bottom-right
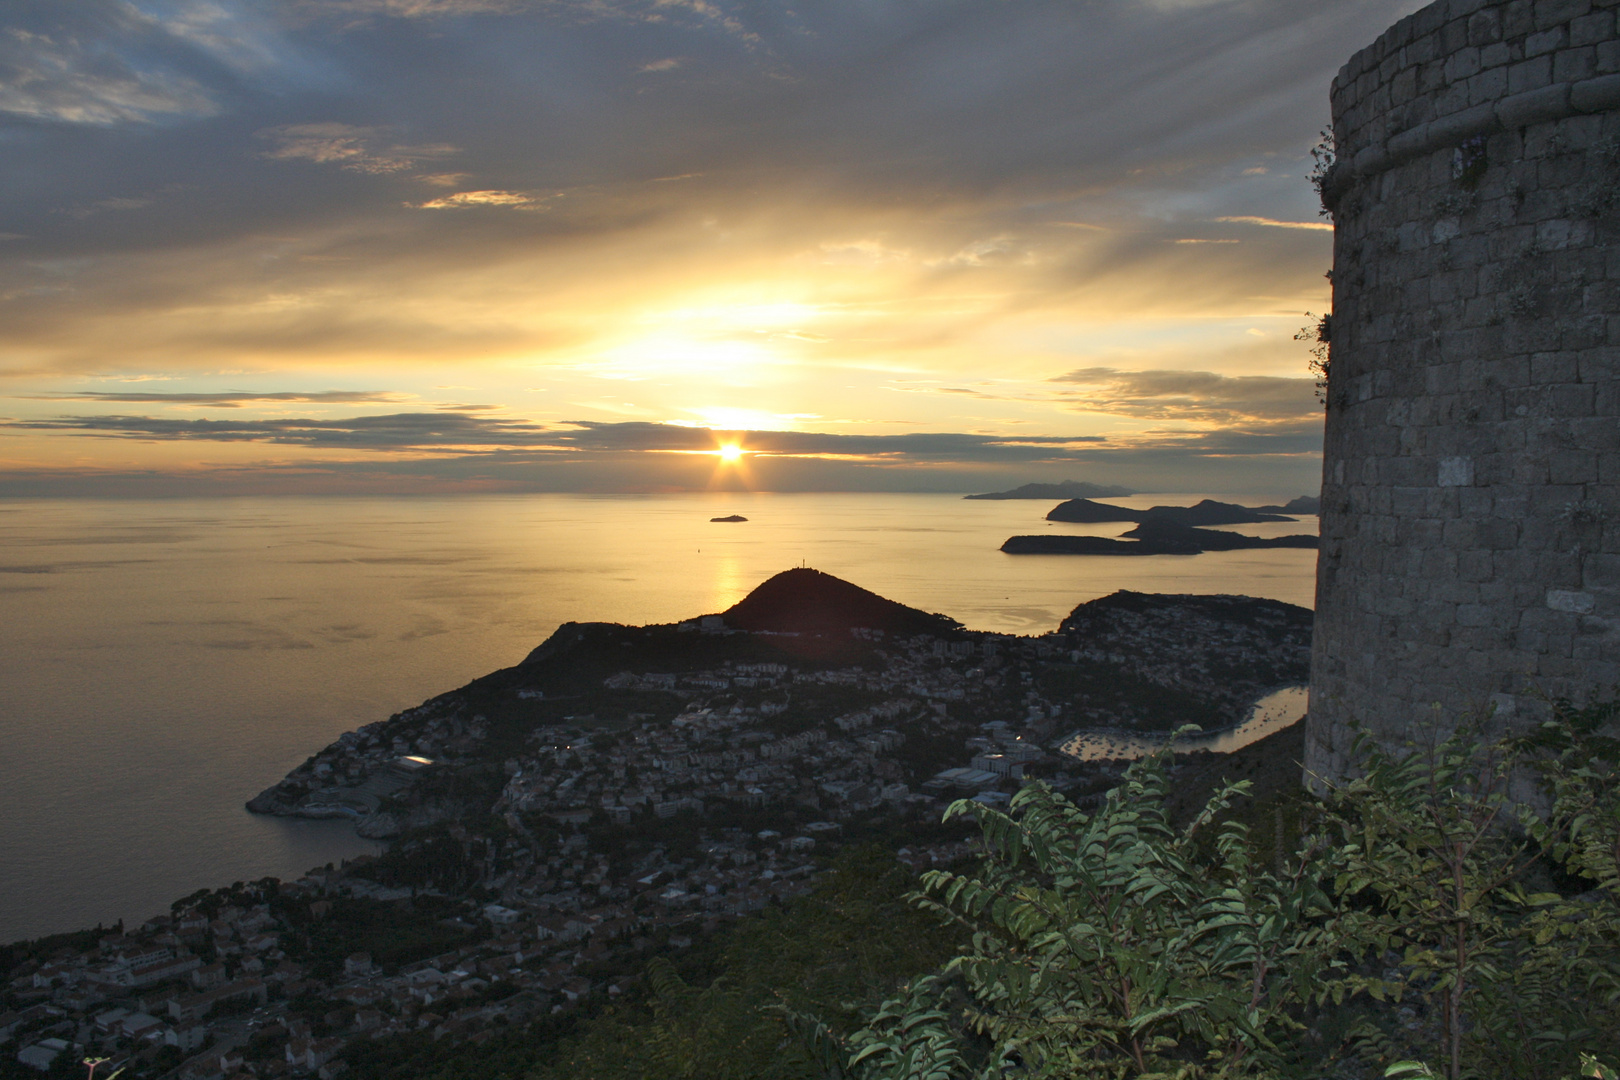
(1060, 589), (1313, 636)
(1140, 499), (1295, 525)
(1252, 495), (1321, 515)
(718, 568), (962, 638)
(1120, 521), (1319, 551)
(1044, 498), (1141, 523)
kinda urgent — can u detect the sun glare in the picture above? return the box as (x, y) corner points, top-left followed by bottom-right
(718, 443), (744, 464)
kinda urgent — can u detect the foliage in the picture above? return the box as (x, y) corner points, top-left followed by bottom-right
(810, 746), (1341, 1079)
(273, 894), (485, 978)
(1309, 128), (1337, 219)
(1320, 712), (1620, 1080)
(350, 834), (488, 893)
(1295, 313), (1332, 408)
(808, 711), (1620, 1080)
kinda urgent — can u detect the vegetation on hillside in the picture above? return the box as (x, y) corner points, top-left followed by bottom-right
(801, 700), (1620, 1080)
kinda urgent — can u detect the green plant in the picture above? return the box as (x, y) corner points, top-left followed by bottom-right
(818, 744), (1339, 1078)
(1295, 313), (1332, 408)
(1309, 128), (1337, 219)
(1322, 711), (1620, 1080)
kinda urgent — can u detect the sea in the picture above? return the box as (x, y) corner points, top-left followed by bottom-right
(0, 492), (1319, 943)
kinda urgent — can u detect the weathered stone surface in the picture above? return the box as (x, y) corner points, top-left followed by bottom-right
(1308, 0), (1620, 784)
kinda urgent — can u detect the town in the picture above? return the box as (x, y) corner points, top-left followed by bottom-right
(1, 577), (1311, 1080)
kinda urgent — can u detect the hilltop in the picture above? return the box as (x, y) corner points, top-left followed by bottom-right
(716, 567), (963, 639)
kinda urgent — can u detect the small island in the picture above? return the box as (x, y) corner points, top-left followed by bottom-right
(710, 514), (748, 522)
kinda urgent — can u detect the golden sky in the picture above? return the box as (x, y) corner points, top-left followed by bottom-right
(0, 0), (1427, 496)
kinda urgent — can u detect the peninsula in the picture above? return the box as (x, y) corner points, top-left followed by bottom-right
(1002, 521), (1319, 555)
(6, 570), (1310, 1080)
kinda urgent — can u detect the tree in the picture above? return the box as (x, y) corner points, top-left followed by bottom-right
(808, 745), (1339, 1078)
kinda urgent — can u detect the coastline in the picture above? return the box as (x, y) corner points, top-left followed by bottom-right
(1056, 685), (1309, 762)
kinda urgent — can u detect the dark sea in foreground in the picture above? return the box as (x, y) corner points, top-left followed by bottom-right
(0, 492), (1318, 943)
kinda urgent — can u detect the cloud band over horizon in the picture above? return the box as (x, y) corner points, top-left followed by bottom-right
(0, 0), (1426, 496)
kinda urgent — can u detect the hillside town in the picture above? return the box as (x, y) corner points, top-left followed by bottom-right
(2, 584), (1311, 1079)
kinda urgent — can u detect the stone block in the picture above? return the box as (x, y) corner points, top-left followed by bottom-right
(1584, 553), (1620, 590)
(1571, 10), (1616, 46)
(1569, 416), (1620, 450)
(1446, 45), (1485, 80)
(1469, 7), (1504, 44)
(1482, 40), (1517, 68)
(1535, 0), (1594, 31)
(1562, 316), (1609, 351)
(1550, 451), (1599, 483)
(1438, 455), (1477, 486)
(1528, 27), (1571, 58)
(1507, 54), (1555, 93)
(1554, 44), (1599, 80)
(1479, 518), (1524, 549)
(1530, 351), (1580, 382)
(1504, 1), (1537, 39)
(1458, 549), (1496, 581)
(1546, 381), (1597, 414)
(1547, 588), (1597, 613)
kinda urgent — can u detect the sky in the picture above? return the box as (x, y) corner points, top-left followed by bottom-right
(0, 0), (1428, 497)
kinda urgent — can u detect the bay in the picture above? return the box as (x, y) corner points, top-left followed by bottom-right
(0, 491), (1317, 942)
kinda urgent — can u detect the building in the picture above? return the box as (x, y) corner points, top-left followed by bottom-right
(1309, 0), (1620, 782)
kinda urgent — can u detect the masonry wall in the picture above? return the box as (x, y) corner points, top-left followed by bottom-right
(1306, 0), (1620, 781)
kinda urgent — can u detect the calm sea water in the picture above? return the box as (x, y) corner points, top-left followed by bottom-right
(0, 492), (1318, 942)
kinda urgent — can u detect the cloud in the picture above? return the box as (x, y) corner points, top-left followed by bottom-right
(1049, 367), (1319, 426)
(416, 172), (474, 187)
(299, 0), (760, 39)
(0, 22), (218, 124)
(61, 195), (154, 220)
(257, 123), (459, 174)
(0, 0), (1414, 496)
(1213, 215), (1333, 231)
(1, 412), (1115, 460)
(17, 390), (408, 408)
(0, 413), (1323, 498)
(413, 189), (546, 210)
(288, 0), (521, 18)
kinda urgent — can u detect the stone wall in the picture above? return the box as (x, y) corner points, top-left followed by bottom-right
(1306, 0), (1620, 782)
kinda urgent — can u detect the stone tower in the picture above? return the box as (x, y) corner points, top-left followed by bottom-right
(1306, 0), (1620, 782)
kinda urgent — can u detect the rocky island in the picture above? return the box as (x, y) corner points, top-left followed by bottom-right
(1044, 497), (1304, 525)
(1002, 521), (1319, 555)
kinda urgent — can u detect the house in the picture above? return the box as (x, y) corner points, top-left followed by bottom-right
(165, 1024), (209, 1052)
(17, 1038), (72, 1071)
(190, 963), (227, 989)
(481, 904), (522, 926)
(93, 1008), (131, 1035)
(168, 978), (267, 1023)
(119, 1012), (164, 1039)
(306, 1037), (346, 1070)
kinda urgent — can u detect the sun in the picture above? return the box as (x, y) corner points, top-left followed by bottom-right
(717, 443), (744, 464)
